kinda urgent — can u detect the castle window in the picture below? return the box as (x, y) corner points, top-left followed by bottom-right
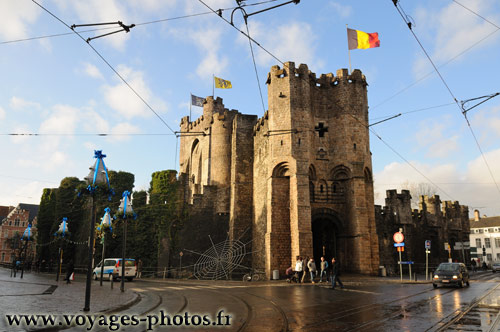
(353, 143), (357, 150)
(298, 138), (301, 145)
(280, 140), (283, 146)
(320, 185), (324, 193)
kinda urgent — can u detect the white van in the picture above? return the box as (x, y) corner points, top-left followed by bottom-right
(93, 258), (137, 281)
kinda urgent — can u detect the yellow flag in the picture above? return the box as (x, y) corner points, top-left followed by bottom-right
(214, 76), (232, 89)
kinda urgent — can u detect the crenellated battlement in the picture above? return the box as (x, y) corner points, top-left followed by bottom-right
(266, 61), (367, 89)
(252, 110), (269, 136)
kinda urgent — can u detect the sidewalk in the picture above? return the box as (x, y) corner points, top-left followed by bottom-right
(0, 267), (138, 331)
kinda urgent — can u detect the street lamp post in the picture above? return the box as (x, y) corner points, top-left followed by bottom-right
(20, 224), (33, 279)
(82, 150), (113, 312)
(55, 217), (69, 282)
(98, 207), (113, 287)
(117, 191), (134, 293)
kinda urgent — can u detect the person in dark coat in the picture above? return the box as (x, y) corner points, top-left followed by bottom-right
(64, 260), (74, 284)
(330, 257), (344, 290)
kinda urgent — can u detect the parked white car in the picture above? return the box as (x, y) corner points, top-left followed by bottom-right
(93, 258), (137, 281)
(492, 262), (500, 273)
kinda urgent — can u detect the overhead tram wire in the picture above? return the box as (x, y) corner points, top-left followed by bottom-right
(371, 28), (500, 110)
(31, 0), (176, 135)
(1, 1), (279, 46)
(2, 133), (176, 136)
(392, 0), (500, 201)
(349, 113), (456, 202)
(369, 102), (455, 121)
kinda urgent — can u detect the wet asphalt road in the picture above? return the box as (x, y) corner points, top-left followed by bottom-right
(123, 272), (500, 332)
(2, 270), (500, 331)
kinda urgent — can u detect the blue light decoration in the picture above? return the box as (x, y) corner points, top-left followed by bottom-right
(54, 217), (69, 238)
(117, 191), (136, 219)
(98, 207), (114, 233)
(21, 224), (32, 241)
(81, 150), (114, 200)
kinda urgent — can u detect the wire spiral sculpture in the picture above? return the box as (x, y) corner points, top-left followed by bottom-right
(192, 238), (247, 280)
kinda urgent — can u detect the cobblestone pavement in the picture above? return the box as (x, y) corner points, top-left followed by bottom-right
(0, 267), (137, 331)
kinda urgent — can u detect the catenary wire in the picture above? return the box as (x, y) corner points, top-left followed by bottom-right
(392, 0), (500, 202)
(369, 102), (455, 121)
(198, 0), (466, 201)
(243, 15), (267, 113)
(349, 114), (456, 202)
(1, 1), (279, 45)
(373, 3), (500, 110)
(31, 0), (176, 135)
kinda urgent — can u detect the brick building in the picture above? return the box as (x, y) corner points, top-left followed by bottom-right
(375, 190), (470, 275)
(176, 62), (379, 277)
(0, 203), (39, 264)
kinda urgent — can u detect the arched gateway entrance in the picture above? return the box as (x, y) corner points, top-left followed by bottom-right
(312, 209), (342, 265)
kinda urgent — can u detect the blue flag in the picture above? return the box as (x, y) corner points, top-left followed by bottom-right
(191, 94), (205, 107)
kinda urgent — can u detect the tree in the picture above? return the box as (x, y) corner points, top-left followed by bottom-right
(400, 181), (437, 208)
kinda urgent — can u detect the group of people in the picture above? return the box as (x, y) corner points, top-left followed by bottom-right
(287, 256), (344, 289)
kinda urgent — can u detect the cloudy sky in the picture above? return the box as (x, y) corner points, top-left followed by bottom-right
(1, 0), (499, 217)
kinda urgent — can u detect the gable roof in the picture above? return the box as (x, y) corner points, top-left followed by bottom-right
(470, 216), (500, 228)
(17, 203), (39, 224)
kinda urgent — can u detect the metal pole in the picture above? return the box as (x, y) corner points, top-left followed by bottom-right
(399, 250), (403, 282)
(120, 217), (127, 292)
(409, 263), (412, 281)
(83, 194), (96, 312)
(56, 245), (61, 281)
(426, 250), (429, 281)
(461, 242), (466, 263)
(100, 234), (105, 286)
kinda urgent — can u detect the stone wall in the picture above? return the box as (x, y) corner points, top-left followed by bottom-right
(375, 190), (470, 275)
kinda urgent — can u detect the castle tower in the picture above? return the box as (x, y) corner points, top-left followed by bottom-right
(255, 62), (379, 276)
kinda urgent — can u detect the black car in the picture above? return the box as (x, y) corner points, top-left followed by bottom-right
(433, 262), (470, 288)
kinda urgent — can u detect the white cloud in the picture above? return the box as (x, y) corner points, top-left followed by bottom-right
(39, 105), (80, 135)
(0, 1), (40, 40)
(10, 96), (41, 110)
(413, 0), (499, 73)
(83, 63), (104, 80)
(0, 107), (5, 120)
(375, 149), (500, 216)
(102, 65), (167, 119)
(329, 2), (352, 18)
(10, 125), (31, 144)
(414, 118), (459, 158)
(239, 20), (324, 71)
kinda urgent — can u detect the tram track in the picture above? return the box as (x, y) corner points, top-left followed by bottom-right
(296, 286), (457, 331)
(428, 282), (500, 332)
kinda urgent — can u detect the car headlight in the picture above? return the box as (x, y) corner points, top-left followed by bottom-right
(434, 275), (439, 279)
(452, 275), (458, 279)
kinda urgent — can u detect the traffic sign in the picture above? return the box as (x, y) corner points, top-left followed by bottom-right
(397, 247), (404, 252)
(425, 240), (431, 249)
(394, 242), (405, 247)
(399, 261), (414, 264)
(393, 232), (404, 243)
(425, 250), (430, 254)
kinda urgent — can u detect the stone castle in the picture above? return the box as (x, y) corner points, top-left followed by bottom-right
(176, 62), (380, 277)
(376, 190), (470, 275)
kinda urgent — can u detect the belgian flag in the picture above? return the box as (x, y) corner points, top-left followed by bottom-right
(347, 28), (380, 50)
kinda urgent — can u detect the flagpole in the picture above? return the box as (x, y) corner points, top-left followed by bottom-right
(346, 24), (352, 74)
(212, 74), (215, 97)
(189, 93), (192, 121)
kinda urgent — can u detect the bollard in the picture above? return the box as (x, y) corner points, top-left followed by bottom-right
(163, 267), (166, 280)
(111, 276), (113, 289)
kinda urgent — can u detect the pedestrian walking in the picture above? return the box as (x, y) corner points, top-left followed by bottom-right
(301, 256), (309, 283)
(137, 259), (143, 279)
(308, 258), (317, 283)
(64, 260), (74, 284)
(471, 259), (476, 273)
(319, 256), (328, 282)
(295, 256), (303, 283)
(330, 257), (344, 290)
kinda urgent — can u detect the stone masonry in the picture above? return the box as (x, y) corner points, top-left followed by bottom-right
(177, 62), (380, 278)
